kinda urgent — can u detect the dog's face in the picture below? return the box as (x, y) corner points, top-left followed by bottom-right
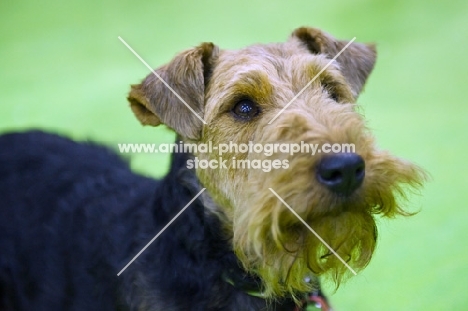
(128, 27), (426, 298)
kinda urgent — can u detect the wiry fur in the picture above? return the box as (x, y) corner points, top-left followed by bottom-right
(0, 27), (426, 310)
(232, 103), (425, 296)
(129, 27), (427, 300)
(178, 30), (425, 298)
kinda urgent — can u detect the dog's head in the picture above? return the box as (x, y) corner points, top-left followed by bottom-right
(128, 27), (426, 298)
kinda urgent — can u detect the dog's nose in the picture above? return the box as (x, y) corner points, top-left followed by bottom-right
(316, 153), (365, 196)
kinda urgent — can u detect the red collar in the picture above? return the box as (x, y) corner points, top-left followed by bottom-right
(294, 291), (332, 311)
(222, 270), (332, 311)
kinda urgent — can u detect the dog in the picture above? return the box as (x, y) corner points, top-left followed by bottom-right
(0, 27), (426, 310)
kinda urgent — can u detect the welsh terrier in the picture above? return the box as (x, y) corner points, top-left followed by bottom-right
(0, 27), (425, 310)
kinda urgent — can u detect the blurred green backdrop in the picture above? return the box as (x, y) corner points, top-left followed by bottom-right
(1, 0), (467, 310)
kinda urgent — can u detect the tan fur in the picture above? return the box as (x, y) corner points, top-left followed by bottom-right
(128, 27), (426, 300)
(128, 42), (219, 140)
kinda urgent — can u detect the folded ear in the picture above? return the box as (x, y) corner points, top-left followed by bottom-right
(291, 27), (376, 98)
(127, 42), (219, 140)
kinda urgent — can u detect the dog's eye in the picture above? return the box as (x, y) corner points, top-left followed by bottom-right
(328, 90), (339, 102)
(322, 83), (340, 102)
(231, 99), (260, 120)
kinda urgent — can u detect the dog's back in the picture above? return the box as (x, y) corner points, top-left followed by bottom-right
(0, 131), (158, 310)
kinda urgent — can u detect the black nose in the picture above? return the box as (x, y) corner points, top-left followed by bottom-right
(316, 153), (365, 196)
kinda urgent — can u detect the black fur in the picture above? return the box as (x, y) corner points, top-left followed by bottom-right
(0, 131), (300, 311)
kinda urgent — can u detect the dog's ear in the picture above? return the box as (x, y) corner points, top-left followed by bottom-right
(128, 42), (219, 140)
(291, 27), (376, 97)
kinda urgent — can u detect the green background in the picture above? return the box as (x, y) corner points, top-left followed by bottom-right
(1, 0), (467, 310)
